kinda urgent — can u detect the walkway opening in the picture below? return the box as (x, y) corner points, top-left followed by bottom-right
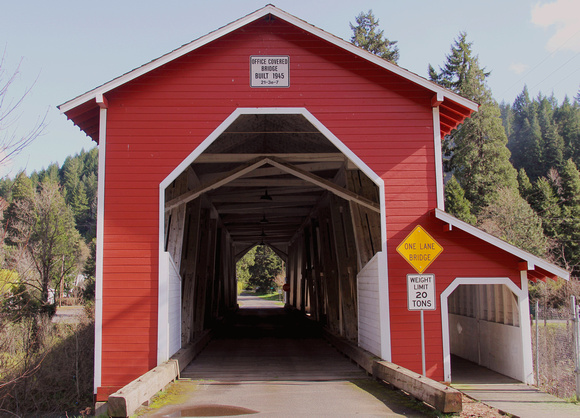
(445, 282), (525, 383)
(159, 109), (387, 364)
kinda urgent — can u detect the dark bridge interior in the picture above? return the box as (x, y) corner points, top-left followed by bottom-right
(163, 113), (382, 347)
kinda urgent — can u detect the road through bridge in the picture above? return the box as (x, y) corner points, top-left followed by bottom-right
(132, 295), (433, 417)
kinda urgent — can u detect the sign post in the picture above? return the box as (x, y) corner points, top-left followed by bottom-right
(397, 226), (442, 377)
(407, 273), (436, 376)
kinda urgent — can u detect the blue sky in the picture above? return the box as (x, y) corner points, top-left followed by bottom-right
(1, 0), (579, 177)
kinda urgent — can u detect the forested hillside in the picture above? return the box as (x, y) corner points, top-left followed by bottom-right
(0, 147), (98, 308)
(501, 89), (580, 277)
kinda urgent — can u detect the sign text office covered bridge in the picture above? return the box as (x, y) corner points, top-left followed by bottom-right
(59, 5), (568, 400)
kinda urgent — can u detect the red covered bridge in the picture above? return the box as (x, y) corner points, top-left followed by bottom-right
(59, 5), (567, 404)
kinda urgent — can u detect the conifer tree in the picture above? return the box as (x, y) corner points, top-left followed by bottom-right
(554, 159), (580, 273)
(4, 172), (34, 245)
(500, 101), (514, 139)
(542, 121), (564, 171)
(555, 96), (580, 165)
(350, 10), (399, 63)
(531, 176), (561, 239)
(444, 175), (476, 224)
(429, 32), (518, 213)
(517, 168), (533, 200)
(508, 86), (538, 174)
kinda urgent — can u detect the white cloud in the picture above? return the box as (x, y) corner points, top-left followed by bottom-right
(532, 0), (580, 52)
(509, 63), (529, 75)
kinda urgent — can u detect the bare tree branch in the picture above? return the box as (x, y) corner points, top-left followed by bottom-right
(0, 49), (46, 168)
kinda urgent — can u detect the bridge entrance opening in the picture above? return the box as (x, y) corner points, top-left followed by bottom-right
(159, 110), (385, 362)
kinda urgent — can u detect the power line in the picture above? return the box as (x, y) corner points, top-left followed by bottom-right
(545, 64), (580, 94)
(530, 51), (580, 93)
(500, 28), (580, 98)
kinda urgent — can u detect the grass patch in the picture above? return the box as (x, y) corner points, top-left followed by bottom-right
(132, 380), (199, 417)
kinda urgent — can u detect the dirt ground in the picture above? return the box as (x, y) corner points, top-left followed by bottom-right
(459, 394), (506, 417)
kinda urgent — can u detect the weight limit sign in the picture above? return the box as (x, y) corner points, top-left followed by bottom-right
(407, 274), (436, 311)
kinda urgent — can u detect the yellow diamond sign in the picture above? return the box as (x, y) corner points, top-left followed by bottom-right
(396, 225), (443, 274)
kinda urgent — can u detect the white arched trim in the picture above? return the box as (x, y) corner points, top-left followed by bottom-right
(157, 107), (391, 363)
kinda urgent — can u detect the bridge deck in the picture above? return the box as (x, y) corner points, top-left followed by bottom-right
(138, 299), (433, 417)
(181, 306), (366, 381)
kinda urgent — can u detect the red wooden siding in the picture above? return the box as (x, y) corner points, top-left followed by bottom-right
(387, 214), (523, 377)
(98, 16), (470, 393)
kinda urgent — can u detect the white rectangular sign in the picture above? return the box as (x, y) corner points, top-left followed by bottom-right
(250, 55), (289, 88)
(407, 274), (436, 311)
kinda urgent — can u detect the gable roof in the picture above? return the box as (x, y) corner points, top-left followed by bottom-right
(434, 208), (569, 281)
(58, 5), (478, 142)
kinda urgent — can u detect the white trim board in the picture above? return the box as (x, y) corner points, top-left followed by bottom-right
(93, 105), (107, 394)
(432, 106), (444, 210)
(434, 208), (569, 280)
(156, 107), (391, 363)
(59, 5), (477, 114)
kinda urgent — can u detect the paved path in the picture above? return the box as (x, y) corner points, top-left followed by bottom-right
(237, 293), (284, 309)
(137, 297), (433, 417)
(452, 356), (580, 418)
(51, 306), (84, 323)
(141, 379), (431, 417)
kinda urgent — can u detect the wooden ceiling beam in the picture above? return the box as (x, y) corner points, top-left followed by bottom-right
(213, 201), (317, 211)
(227, 178), (313, 187)
(241, 161), (343, 178)
(193, 153), (345, 163)
(209, 194), (319, 204)
(207, 186), (322, 199)
(218, 207), (311, 215)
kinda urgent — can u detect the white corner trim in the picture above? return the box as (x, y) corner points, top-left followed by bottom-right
(59, 6), (478, 114)
(94, 106), (107, 393)
(434, 208), (569, 280)
(440, 277), (522, 383)
(519, 271), (534, 384)
(433, 107), (444, 210)
(377, 251), (391, 361)
(157, 252), (170, 364)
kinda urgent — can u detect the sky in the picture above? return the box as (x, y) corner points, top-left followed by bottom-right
(0, 0), (579, 177)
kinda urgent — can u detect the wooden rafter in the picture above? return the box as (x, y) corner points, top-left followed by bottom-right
(165, 157), (271, 212)
(266, 158), (381, 213)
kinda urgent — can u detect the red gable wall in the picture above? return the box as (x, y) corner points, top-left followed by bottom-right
(96, 16), (522, 396)
(99, 17), (436, 395)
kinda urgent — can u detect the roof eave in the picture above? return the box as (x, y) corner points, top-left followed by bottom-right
(59, 5), (478, 114)
(434, 208), (570, 280)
